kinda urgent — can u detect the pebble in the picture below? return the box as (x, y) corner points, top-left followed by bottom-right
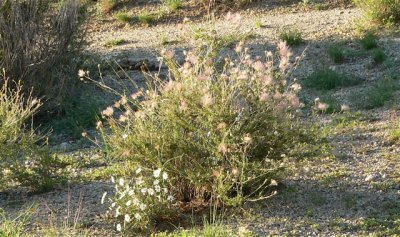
(364, 174), (378, 182)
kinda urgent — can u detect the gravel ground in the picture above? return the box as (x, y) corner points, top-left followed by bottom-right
(1, 3), (399, 236)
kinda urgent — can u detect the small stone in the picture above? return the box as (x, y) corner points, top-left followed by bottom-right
(365, 174), (377, 182)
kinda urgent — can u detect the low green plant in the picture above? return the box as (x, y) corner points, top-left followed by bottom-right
(162, 0), (183, 11)
(138, 13), (155, 25)
(350, 78), (398, 109)
(372, 48), (386, 64)
(0, 206), (35, 237)
(353, 0), (400, 25)
(360, 32), (378, 50)
(327, 45), (345, 64)
(304, 68), (362, 90)
(389, 123), (400, 141)
(254, 18), (265, 28)
(279, 29), (303, 46)
(104, 39), (127, 48)
(115, 11), (131, 23)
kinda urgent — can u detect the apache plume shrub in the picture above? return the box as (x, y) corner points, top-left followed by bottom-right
(0, 78), (61, 192)
(91, 39), (308, 207)
(0, 0), (83, 109)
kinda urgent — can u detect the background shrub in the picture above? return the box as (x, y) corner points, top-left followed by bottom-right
(0, 0), (83, 111)
(353, 0), (400, 24)
(93, 40), (309, 207)
(0, 79), (62, 192)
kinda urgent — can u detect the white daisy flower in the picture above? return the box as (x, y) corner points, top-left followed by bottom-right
(154, 185), (161, 193)
(153, 168), (162, 178)
(167, 195), (175, 201)
(124, 214), (131, 223)
(116, 223), (122, 232)
(134, 213), (142, 221)
(162, 172), (168, 180)
(139, 203), (146, 211)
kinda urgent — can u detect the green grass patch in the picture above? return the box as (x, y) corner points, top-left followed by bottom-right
(304, 68), (362, 90)
(360, 32), (378, 50)
(327, 44), (345, 64)
(349, 78), (398, 109)
(114, 11), (131, 23)
(279, 28), (303, 46)
(138, 12), (155, 25)
(372, 49), (386, 64)
(162, 0), (183, 11)
(104, 38), (127, 48)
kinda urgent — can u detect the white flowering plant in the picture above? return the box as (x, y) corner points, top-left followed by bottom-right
(102, 167), (176, 232)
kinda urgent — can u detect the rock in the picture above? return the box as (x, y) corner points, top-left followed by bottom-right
(365, 174), (378, 182)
